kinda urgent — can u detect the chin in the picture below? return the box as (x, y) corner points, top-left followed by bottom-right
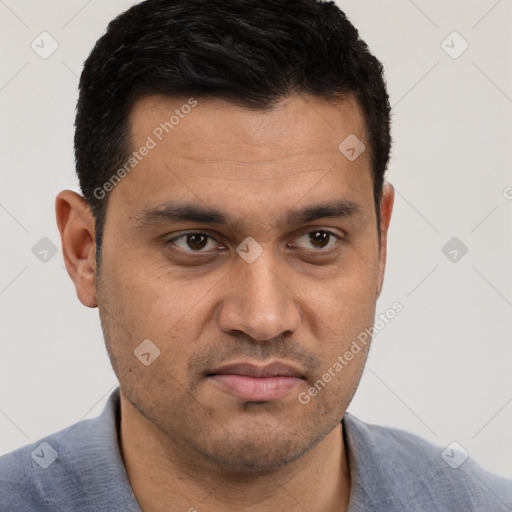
(194, 421), (327, 476)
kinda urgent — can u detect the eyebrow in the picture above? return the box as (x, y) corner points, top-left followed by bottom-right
(133, 198), (362, 228)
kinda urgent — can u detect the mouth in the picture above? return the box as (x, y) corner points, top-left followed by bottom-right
(206, 361), (306, 402)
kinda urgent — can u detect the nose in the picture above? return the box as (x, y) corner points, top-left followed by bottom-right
(217, 249), (302, 342)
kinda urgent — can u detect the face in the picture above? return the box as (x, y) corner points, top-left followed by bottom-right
(89, 93), (392, 473)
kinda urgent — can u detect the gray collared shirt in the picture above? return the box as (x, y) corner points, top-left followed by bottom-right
(1, 388), (511, 511)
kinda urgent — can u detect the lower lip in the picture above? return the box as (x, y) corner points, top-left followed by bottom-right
(208, 374), (303, 401)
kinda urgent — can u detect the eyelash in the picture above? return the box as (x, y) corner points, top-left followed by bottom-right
(164, 229), (344, 256)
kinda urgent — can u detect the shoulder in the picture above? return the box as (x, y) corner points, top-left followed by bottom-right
(0, 416), (100, 510)
(0, 389), (140, 511)
(343, 413), (512, 512)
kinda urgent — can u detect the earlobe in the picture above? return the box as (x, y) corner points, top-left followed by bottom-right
(376, 181), (394, 297)
(55, 190), (98, 308)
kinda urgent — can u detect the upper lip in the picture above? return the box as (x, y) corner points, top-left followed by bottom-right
(208, 361), (305, 379)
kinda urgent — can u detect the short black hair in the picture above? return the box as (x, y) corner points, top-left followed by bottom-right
(74, 0), (391, 268)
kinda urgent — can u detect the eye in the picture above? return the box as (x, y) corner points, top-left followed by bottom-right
(165, 229), (343, 256)
(292, 229), (343, 251)
(167, 232), (221, 252)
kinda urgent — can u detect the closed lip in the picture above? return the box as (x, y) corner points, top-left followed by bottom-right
(207, 361), (305, 379)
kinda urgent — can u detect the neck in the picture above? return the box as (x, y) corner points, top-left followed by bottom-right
(119, 393), (351, 512)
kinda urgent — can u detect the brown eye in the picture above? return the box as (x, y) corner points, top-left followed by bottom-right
(168, 232), (218, 252)
(309, 231), (331, 249)
(185, 233), (208, 250)
(294, 230), (341, 251)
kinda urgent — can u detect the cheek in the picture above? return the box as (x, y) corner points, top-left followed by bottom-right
(98, 259), (203, 396)
(104, 254), (222, 372)
(107, 249), (209, 328)
(314, 253), (379, 335)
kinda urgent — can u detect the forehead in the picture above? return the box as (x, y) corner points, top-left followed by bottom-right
(111, 93), (373, 228)
(128, 92), (367, 161)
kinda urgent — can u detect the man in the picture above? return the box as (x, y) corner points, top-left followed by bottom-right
(0, 0), (510, 510)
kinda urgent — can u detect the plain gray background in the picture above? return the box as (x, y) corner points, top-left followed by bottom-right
(1, 0), (511, 478)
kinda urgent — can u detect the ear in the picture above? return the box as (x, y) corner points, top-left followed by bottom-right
(376, 181), (394, 297)
(55, 190), (98, 308)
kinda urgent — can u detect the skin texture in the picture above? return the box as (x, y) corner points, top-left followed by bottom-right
(56, 93), (394, 512)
